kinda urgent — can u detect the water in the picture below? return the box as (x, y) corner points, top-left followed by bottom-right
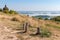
(18, 11), (60, 16)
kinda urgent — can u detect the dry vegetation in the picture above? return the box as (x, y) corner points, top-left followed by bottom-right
(0, 12), (60, 40)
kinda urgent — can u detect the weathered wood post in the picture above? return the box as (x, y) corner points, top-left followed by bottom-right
(35, 27), (41, 35)
(23, 22), (29, 33)
(17, 22), (29, 34)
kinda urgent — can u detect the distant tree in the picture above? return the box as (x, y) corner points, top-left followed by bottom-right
(44, 18), (48, 20)
(3, 5), (9, 11)
(38, 17), (43, 19)
(3, 5), (9, 13)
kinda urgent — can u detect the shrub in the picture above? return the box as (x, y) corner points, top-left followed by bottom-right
(9, 10), (14, 14)
(11, 17), (19, 21)
(40, 29), (51, 37)
(50, 16), (60, 22)
(13, 11), (17, 14)
(0, 8), (2, 12)
(9, 10), (18, 14)
(3, 10), (9, 13)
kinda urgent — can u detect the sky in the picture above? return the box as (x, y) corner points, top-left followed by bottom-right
(0, 0), (60, 11)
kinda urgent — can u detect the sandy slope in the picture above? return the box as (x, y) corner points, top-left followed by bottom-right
(0, 12), (60, 40)
(0, 21), (19, 40)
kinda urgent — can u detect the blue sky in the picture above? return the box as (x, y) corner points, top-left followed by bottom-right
(0, 0), (60, 11)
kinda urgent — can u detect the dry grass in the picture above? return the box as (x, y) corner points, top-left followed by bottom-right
(0, 12), (60, 40)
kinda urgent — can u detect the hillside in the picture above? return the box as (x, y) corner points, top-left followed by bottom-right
(0, 12), (60, 40)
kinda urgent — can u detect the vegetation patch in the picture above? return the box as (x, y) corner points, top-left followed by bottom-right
(0, 5), (18, 15)
(40, 28), (51, 37)
(46, 24), (60, 29)
(30, 27), (51, 37)
(50, 16), (60, 22)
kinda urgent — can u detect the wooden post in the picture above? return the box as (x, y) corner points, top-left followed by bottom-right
(23, 22), (29, 33)
(17, 22), (29, 34)
(36, 27), (41, 35)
